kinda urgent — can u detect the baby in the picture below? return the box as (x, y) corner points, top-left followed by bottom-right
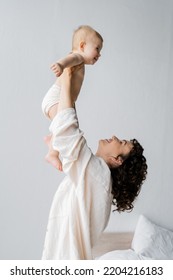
(42, 25), (103, 171)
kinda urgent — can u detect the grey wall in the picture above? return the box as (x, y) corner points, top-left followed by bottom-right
(0, 0), (173, 259)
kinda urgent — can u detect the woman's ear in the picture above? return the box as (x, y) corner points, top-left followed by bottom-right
(80, 41), (85, 51)
(110, 156), (123, 168)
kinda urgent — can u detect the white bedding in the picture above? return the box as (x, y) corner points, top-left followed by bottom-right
(98, 249), (141, 260)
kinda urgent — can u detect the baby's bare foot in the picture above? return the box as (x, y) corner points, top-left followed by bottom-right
(45, 152), (63, 171)
(44, 135), (63, 171)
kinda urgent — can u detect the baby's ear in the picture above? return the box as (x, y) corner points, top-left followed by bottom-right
(80, 41), (86, 51)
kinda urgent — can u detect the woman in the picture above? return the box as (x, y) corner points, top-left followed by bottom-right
(42, 67), (147, 260)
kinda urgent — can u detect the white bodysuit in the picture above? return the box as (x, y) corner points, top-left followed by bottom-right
(41, 84), (61, 118)
(42, 87), (112, 260)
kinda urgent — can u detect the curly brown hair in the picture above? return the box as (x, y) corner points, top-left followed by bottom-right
(110, 139), (147, 212)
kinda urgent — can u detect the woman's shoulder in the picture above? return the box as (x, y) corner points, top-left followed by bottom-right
(87, 155), (112, 192)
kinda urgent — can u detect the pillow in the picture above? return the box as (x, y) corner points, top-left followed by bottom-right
(131, 215), (173, 259)
(98, 249), (140, 260)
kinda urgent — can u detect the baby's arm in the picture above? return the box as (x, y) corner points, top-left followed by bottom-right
(51, 53), (84, 77)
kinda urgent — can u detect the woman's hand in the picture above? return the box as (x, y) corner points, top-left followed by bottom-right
(61, 63), (83, 80)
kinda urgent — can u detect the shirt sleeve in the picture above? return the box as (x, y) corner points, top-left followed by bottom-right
(49, 108), (91, 175)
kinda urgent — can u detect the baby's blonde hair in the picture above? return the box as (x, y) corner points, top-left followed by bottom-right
(72, 25), (103, 51)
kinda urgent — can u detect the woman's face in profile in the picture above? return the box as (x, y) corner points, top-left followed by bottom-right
(97, 135), (133, 163)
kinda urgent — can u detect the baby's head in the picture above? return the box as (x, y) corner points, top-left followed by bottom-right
(72, 25), (103, 64)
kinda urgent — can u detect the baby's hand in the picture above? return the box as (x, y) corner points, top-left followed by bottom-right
(50, 62), (63, 77)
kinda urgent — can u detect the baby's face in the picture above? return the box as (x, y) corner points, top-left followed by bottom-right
(83, 36), (103, 64)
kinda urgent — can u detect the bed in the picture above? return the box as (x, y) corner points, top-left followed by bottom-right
(93, 232), (133, 259)
(93, 215), (173, 260)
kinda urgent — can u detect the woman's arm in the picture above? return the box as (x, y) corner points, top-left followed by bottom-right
(49, 66), (91, 176)
(58, 68), (75, 111)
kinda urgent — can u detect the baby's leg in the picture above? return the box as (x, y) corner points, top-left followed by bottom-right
(42, 82), (62, 171)
(44, 134), (63, 171)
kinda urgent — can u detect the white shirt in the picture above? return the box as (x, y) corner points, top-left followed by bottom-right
(42, 108), (112, 259)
